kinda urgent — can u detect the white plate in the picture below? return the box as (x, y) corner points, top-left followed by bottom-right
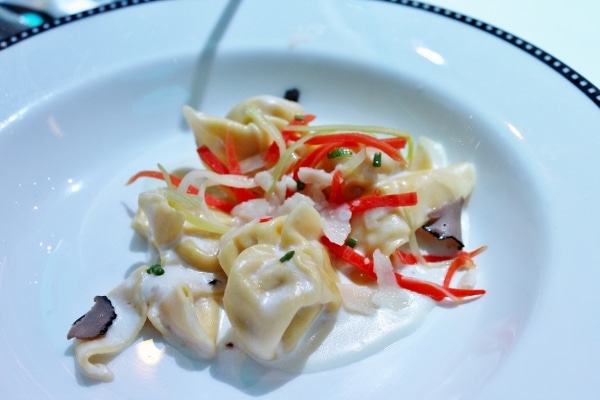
(1, 1), (599, 399)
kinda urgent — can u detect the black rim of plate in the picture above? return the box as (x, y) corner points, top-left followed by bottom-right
(1, 0), (599, 109)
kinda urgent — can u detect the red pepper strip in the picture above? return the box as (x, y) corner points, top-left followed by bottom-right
(446, 287), (487, 297)
(225, 130), (242, 175)
(291, 142), (341, 179)
(396, 249), (455, 265)
(381, 137), (408, 148)
(230, 187), (258, 203)
(288, 114), (317, 126)
(320, 236), (375, 278)
(127, 170), (186, 188)
(394, 274), (451, 301)
(321, 236), (485, 301)
(291, 140), (361, 179)
(443, 246), (487, 288)
(329, 169), (345, 203)
(127, 170), (164, 185)
(348, 192), (418, 213)
(197, 146), (229, 174)
(396, 249), (418, 265)
(282, 130), (303, 142)
(284, 187), (297, 199)
(305, 133), (405, 163)
(396, 275), (485, 301)
(126, 170), (235, 212)
(222, 131), (259, 203)
(280, 115), (316, 142)
(263, 140), (280, 164)
(203, 196), (234, 212)
(259, 216), (273, 223)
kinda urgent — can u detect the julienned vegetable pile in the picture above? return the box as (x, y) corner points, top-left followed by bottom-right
(67, 95), (486, 382)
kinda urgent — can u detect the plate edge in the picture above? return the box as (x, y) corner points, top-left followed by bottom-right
(0, 0), (598, 109)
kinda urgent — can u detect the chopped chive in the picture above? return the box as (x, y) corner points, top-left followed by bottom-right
(327, 148), (353, 159)
(294, 114), (305, 121)
(372, 152), (382, 167)
(296, 179), (306, 191)
(345, 237), (358, 248)
(146, 264), (165, 276)
(279, 250), (295, 263)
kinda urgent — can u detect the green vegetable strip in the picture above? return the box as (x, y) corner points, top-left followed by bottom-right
(247, 107), (286, 157)
(288, 124), (414, 163)
(165, 189), (230, 234)
(158, 163), (175, 190)
(267, 133), (315, 194)
(287, 124), (412, 137)
(404, 135), (414, 164)
(168, 201), (230, 235)
(159, 165), (231, 234)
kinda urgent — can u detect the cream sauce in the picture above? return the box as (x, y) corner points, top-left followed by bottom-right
(210, 262), (438, 373)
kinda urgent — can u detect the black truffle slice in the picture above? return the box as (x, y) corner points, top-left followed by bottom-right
(67, 295), (117, 340)
(422, 197), (465, 250)
(283, 88), (300, 102)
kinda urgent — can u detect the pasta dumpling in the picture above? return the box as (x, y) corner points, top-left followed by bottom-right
(183, 95), (304, 166)
(145, 266), (224, 359)
(350, 206), (412, 257)
(378, 162), (475, 229)
(72, 266), (148, 382)
(220, 201), (341, 361)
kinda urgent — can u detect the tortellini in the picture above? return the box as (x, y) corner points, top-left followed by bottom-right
(72, 266), (148, 382)
(72, 264), (225, 381)
(145, 266), (224, 359)
(133, 189), (223, 271)
(183, 95), (304, 165)
(219, 201), (341, 361)
(134, 190), (186, 248)
(350, 206), (412, 257)
(377, 162), (475, 230)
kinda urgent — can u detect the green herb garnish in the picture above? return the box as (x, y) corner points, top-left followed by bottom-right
(146, 264), (165, 276)
(372, 152), (382, 167)
(279, 250), (295, 263)
(345, 237), (358, 248)
(327, 148), (353, 159)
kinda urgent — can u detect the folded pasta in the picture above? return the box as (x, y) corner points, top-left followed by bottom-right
(220, 201), (341, 361)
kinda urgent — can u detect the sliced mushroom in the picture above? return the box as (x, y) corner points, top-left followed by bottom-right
(422, 197), (465, 251)
(67, 295), (117, 340)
